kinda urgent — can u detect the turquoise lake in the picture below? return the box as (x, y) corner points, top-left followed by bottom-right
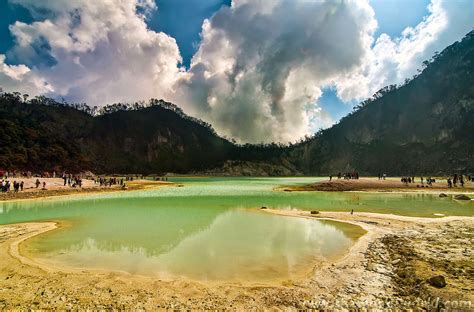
(0, 177), (472, 282)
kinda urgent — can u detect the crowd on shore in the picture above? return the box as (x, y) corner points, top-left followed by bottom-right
(324, 172), (473, 188)
(0, 170), (173, 195)
(0, 171), (131, 193)
(329, 172), (360, 180)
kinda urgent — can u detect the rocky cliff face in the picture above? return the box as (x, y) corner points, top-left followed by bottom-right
(287, 31), (474, 175)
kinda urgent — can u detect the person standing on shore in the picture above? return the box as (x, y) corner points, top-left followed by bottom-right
(35, 179), (40, 188)
(20, 181), (24, 191)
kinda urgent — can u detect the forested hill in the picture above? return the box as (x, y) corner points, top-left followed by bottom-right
(288, 31), (474, 175)
(0, 97), (235, 173)
(1, 31), (473, 175)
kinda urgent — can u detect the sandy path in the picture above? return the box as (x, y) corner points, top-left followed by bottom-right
(0, 209), (472, 310)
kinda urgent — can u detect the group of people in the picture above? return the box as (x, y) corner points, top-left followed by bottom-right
(1, 180), (24, 192)
(62, 174), (83, 188)
(447, 174), (471, 188)
(95, 177), (125, 187)
(1, 179), (46, 193)
(401, 176), (435, 186)
(330, 172), (360, 180)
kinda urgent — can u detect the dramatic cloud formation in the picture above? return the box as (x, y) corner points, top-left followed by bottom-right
(173, 0), (376, 142)
(5, 0), (183, 104)
(0, 0), (472, 142)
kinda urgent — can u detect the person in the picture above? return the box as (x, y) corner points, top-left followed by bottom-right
(460, 175), (464, 187)
(35, 179), (40, 188)
(447, 178), (452, 188)
(329, 175), (332, 181)
(20, 181), (24, 191)
(42, 181), (46, 190)
(350, 209), (354, 215)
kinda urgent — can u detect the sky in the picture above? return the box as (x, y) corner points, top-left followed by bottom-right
(0, 0), (472, 143)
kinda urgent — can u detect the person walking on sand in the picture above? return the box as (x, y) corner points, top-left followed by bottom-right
(329, 175), (332, 181)
(35, 179), (40, 188)
(350, 209), (354, 215)
(20, 181), (24, 191)
(42, 182), (46, 190)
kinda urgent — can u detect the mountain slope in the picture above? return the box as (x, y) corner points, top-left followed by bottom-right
(0, 97), (235, 173)
(289, 31), (474, 175)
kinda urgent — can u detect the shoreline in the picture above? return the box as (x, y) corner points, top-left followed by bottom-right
(280, 177), (474, 195)
(1, 209), (472, 309)
(0, 179), (176, 203)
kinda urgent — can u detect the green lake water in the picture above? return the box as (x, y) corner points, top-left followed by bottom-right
(0, 177), (472, 282)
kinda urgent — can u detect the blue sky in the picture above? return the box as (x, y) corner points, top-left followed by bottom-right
(0, 0), (470, 142)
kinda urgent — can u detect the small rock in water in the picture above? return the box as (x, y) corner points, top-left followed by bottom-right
(427, 275), (447, 288)
(454, 194), (471, 200)
(310, 210), (319, 214)
(439, 193), (448, 198)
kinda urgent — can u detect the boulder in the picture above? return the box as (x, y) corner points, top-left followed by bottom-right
(454, 194), (471, 200)
(438, 193), (448, 198)
(427, 275), (447, 288)
(310, 210), (319, 215)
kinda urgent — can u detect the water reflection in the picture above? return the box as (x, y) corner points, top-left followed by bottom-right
(26, 210), (361, 282)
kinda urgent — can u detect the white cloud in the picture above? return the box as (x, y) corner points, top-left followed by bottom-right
(7, 0), (183, 105)
(0, 54), (52, 95)
(172, 0), (377, 143)
(335, 0), (473, 101)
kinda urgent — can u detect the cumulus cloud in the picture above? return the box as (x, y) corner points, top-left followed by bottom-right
(6, 0), (183, 105)
(0, 0), (472, 143)
(172, 0), (377, 143)
(0, 54), (52, 95)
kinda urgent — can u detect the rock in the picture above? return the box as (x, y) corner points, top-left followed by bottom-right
(439, 193), (448, 198)
(367, 262), (376, 271)
(454, 194), (471, 200)
(427, 275), (447, 288)
(391, 259), (401, 265)
(260, 206), (267, 209)
(310, 210), (319, 214)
